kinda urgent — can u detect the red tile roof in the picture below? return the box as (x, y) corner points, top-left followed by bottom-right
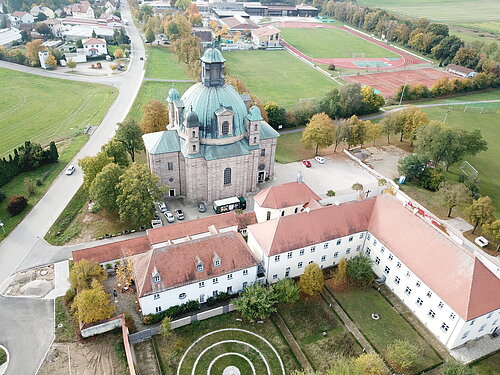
(254, 181), (321, 209)
(82, 37), (106, 45)
(12, 11), (27, 17)
(132, 232), (257, 297)
(72, 236), (151, 264)
(249, 198), (375, 255)
(252, 25), (281, 38)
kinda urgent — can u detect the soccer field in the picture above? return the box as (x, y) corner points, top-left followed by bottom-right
(280, 27), (400, 59)
(224, 50), (341, 109)
(0, 68), (117, 157)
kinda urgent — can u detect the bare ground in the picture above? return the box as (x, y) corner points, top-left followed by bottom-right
(363, 145), (409, 179)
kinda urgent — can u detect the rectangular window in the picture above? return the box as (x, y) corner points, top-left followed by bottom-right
(243, 269), (248, 276)
(321, 255), (326, 262)
(227, 286), (233, 293)
(380, 247), (385, 254)
(416, 298), (423, 306)
(375, 256), (380, 265)
(427, 291), (432, 298)
(394, 276), (400, 285)
(199, 282), (205, 288)
(227, 274), (233, 280)
(243, 281), (248, 289)
(334, 252), (339, 258)
(349, 236), (353, 242)
(356, 245), (361, 251)
(213, 278), (218, 284)
(441, 323), (449, 332)
(311, 246), (316, 253)
(428, 310), (436, 319)
(470, 319), (475, 326)
(274, 255), (280, 262)
(300, 249), (305, 256)
(298, 262), (303, 268)
(479, 324), (486, 332)
(346, 248), (351, 254)
(461, 331), (469, 339)
(406, 271), (411, 278)
(388, 254), (393, 261)
(367, 234), (371, 240)
(273, 274), (278, 279)
(487, 312), (493, 319)
(155, 306), (162, 313)
(450, 313), (456, 320)
(287, 252), (292, 259)
(365, 248), (371, 256)
(373, 239), (378, 246)
(324, 243), (329, 249)
(260, 149), (266, 157)
(405, 287), (411, 295)
(336, 239), (341, 245)
(360, 233), (364, 239)
(397, 262), (401, 268)
(416, 281), (421, 287)
(154, 293), (160, 300)
(384, 266), (390, 274)
(438, 302), (444, 309)
(167, 162), (173, 170)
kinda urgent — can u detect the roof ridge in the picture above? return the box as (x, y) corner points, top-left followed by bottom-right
(464, 257), (482, 320)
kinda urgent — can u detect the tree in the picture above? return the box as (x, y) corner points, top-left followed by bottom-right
(333, 119), (347, 152)
(36, 12), (47, 21)
(45, 54), (57, 69)
(352, 183), (363, 192)
(301, 113), (335, 155)
(101, 139), (129, 167)
(91, 29), (97, 38)
(394, 107), (429, 144)
(443, 360), (476, 375)
(114, 48), (124, 59)
(67, 58), (76, 71)
(346, 255), (373, 286)
(397, 154), (430, 181)
(273, 278), (300, 304)
(355, 353), (387, 375)
(175, 0), (191, 10)
(116, 259), (134, 286)
(72, 280), (116, 324)
(332, 258), (349, 288)
(437, 181), (472, 218)
(326, 190), (336, 197)
(385, 339), (420, 374)
(234, 283), (277, 322)
(318, 88), (341, 119)
(76, 39), (83, 48)
(339, 83), (364, 117)
(145, 27), (155, 43)
(361, 86), (385, 114)
(6, 195), (28, 216)
(69, 259), (107, 290)
(366, 122), (383, 145)
(264, 101), (287, 129)
(23, 177), (36, 197)
(35, 22), (52, 36)
(483, 220), (500, 251)
(344, 115), (368, 149)
(299, 263), (324, 296)
(89, 163), (124, 213)
(160, 316), (172, 338)
(25, 39), (44, 65)
(465, 196), (495, 234)
(116, 163), (164, 227)
(141, 100), (169, 134)
(115, 118), (144, 162)
(79, 151), (113, 191)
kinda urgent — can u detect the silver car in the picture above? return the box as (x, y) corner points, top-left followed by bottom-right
(164, 210), (175, 223)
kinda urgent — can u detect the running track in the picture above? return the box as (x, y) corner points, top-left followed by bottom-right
(275, 22), (427, 70)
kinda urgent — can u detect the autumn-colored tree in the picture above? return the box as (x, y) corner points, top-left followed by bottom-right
(72, 280), (116, 324)
(483, 220), (500, 251)
(113, 48), (124, 59)
(465, 196), (495, 234)
(392, 107), (429, 144)
(385, 339), (420, 374)
(160, 316), (172, 338)
(116, 259), (134, 286)
(361, 85), (385, 113)
(25, 39), (44, 65)
(78, 151), (113, 191)
(69, 259), (107, 290)
(366, 122), (383, 146)
(332, 258), (349, 288)
(45, 54), (57, 69)
(67, 58), (76, 70)
(110, 63), (117, 71)
(301, 113), (336, 155)
(175, 0), (191, 10)
(188, 12), (202, 26)
(437, 181), (472, 218)
(299, 263), (324, 296)
(345, 115), (368, 149)
(355, 353), (388, 375)
(141, 100), (169, 133)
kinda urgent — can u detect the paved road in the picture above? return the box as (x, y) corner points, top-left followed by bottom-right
(0, 1), (145, 373)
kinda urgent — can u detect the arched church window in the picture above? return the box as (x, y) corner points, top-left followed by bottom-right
(222, 121), (229, 136)
(254, 124), (258, 131)
(223, 168), (231, 185)
(192, 130), (196, 138)
(253, 137), (257, 144)
(193, 145), (196, 152)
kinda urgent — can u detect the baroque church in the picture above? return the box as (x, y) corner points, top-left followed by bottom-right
(143, 47), (279, 203)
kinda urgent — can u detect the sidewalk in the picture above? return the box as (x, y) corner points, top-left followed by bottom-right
(44, 260), (70, 300)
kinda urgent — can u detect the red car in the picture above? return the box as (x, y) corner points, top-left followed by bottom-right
(302, 160), (312, 168)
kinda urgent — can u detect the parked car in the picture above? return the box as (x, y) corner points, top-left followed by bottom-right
(174, 209), (185, 220)
(302, 160), (312, 168)
(164, 210), (175, 223)
(315, 156), (325, 164)
(65, 165), (76, 175)
(198, 201), (206, 213)
(158, 202), (168, 213)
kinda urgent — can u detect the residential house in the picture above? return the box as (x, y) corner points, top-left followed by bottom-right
(251, 25), (281, 48)
(8, 11), (35, 27)
(41, 18), (63, 37)
(218, 15), (259, 34)
(82, 37), (107, 56)
(64, 1), (95, 19)
(30, 5), (55, 19)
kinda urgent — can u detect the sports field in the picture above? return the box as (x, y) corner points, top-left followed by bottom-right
(0, 68), (117, 157)
(224, 50), (341, 109)
(280, 27), (399, 59)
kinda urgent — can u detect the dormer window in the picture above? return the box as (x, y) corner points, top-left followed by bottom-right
(153, 274), (161, 283)
(197, 264), (203, 272)
(213, 252), (221, 267)
(195, 256), (204, 272)
(222, 121), (229, 135)
(215, 259), (221, 267)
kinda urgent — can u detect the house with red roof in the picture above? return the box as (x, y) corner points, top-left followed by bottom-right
(82, 37), (107, 56)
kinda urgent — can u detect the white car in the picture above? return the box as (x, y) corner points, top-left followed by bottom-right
(164, 210), (175, 223)
(65, 165), (75, 175)
(158, 202), (168, 213)
(314, 156), (325, 164)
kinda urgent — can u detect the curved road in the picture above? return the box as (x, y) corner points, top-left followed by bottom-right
(0, 1), (145, 374)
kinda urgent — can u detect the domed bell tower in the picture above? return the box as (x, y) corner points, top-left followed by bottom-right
(167, 83), (180, 129)
(185, 106), (200, 155)
(201, 48), (226, 88)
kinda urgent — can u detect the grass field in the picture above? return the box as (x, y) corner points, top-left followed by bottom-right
(224, 50), (341, 109)
(415, 89), (500, 105)
(328, 284), (442, 373)
(54, 296), (78, 342)
(0, 68), (117, 157)
(472, 351), (500, 375)
(154, 312), (299, 374)
(145, 45), (193, 80)
(280, 28), (400, 58)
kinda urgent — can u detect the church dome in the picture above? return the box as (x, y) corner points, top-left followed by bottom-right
(167, 84), (180, 103)
(185, 107), (200, 128)
(200, 47), (226, 64)
(181, 83), (248, 139)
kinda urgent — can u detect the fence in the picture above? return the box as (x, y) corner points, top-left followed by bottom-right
(80, 315), (123, 338)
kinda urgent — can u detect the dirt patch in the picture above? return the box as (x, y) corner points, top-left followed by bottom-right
(363, 145), (409, 179)
(3, 265), (54, 297)
(39, 333), (127, 375)
(133, 340), (161, 375)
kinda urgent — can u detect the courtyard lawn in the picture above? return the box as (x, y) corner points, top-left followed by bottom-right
(420, 105), (500, 216)
(472, 351), (500, 375)
(154, 312), (299, 375)
(224, 50), (341, 109)
(0, 68), (117, 157)
(280, 28), (400, 59)
(328, 285), (442, 373)
(145, 45), (193, 80)
(278, 296), (362, 372)
(54, 296), (78, 342)
(128, 81), (192, 121)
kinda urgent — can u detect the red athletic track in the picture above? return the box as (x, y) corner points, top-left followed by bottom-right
(275, 21), (427, 70)
(343, 68), (459, 98)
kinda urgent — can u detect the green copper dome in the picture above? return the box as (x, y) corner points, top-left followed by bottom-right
(181, 83), (248, 139)
(185, 107), (200, 128)
(167, 84), (180, 103)
(246, 102), (263, 121)
(200, 47), (226, 64)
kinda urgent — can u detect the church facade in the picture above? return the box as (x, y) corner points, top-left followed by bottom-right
(143, 47), (279, 203)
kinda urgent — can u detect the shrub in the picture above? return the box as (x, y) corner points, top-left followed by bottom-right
(420, 168), (445, 191)
(206, 296), (216, 306)
(326, 189), (336, 197)
(64, 287), (77, 304)
(7, 195), (28, 216)
(143, 300), (201, 324)
(0, 190), (5, 202)
(36, 178), (43, 186)
(328, 63), (336, 70)
(385, 339), (420, 374)
(346, 255), (374, 286)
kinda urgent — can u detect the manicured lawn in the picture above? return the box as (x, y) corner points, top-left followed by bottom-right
(145, 45), (192, 80)
(224, 50), (341, 109)
(414, 89), (500, 105)
(0, 136), (88, 240)
(154, 312), (299, 374)
(280, 28), (399, 58)
(472, 351), (500, 375)
(328, 284), (442, 373)
(0, 68), (117, 157)
(276, 132), (314, 163)
(54, 296), (78, 342)
(420, 105), (500, 216)
(128, 81), (192, 121)
(278, 296), (362, 372)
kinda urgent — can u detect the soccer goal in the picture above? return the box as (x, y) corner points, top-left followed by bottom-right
(352, 52), (366, 59)
(460, 161), (479, 177)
